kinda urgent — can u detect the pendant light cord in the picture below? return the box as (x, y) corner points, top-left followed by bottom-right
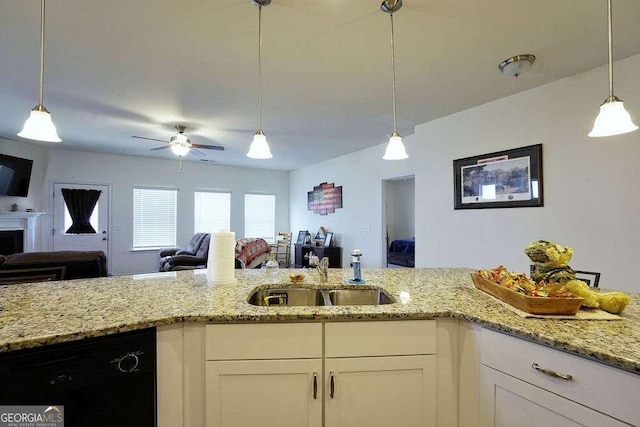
(390, 12), (398, 136)
(257, 5), (263, 132)
(39, 0), (46, 106)
(607, 0), (614, 99)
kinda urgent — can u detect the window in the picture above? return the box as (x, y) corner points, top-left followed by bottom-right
(133, 188), (177, 249)
(194, 191), (231, 233)
(64, 202), (99, 233)
(244, 194), (276, 244)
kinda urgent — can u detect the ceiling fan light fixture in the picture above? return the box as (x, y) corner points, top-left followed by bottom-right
(381, 0), (408, 161)
(170, 143), (191, 157)
(247, 0), (273, 159)
(17, 105), (61, 142)
(247, 131), (272, 159)
(498, 54), (536, 78)
(18, 0), (61, 143)
(589, 0), (637, 137)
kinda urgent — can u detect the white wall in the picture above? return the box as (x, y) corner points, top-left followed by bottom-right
(290, 53), (640, 292)
(1, 141), (289, 275)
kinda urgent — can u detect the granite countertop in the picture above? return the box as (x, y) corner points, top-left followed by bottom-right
(1, 268), (639, 375)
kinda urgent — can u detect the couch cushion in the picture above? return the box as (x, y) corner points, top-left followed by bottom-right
(0, 255), (5, 267)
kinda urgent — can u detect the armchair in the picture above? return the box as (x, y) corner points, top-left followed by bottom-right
(158, 233), (211, 271)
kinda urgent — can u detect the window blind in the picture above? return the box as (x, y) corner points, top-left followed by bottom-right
(244, 194), (275, 244)
(194, 191), (231, 234)
(133, 188), (177, 249)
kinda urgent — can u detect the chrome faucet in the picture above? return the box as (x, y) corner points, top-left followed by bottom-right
(309, 255), (329, 283)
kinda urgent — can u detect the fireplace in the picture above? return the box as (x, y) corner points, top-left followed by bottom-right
(0, 212), (45, 253)
(0, 230), (24, 255)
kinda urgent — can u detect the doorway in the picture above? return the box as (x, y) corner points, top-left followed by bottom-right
(382, 176), (415, 268)
(52, 182), (110, 260)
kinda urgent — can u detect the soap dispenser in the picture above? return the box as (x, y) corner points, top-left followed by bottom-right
(348, 249), (365, 284)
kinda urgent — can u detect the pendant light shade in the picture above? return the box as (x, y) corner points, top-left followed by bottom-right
(381, 0), (408, 160)
(18, 0), (61, 143)
(247, 130), (272, 159)
(589, 0), (637, 137)
(383, 133), (408, 160)
(247, 0), (273, 159)
(18, 105), (61, 142)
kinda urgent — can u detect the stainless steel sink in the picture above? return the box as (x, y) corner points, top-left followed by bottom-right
(248, 287), (394, 306)
(248, 288), (324, 307)
(327, 289), (394, 306)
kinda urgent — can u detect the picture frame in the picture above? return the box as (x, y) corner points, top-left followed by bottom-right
(314, 226), (327, 244)
(574, 270), (601, 288)
(453, 144), (543, 210)
(296, 230), (310, 245)
(323, 232), (333, 247)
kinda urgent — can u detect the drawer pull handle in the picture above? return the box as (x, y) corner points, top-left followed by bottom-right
(330, 371), (335, 398)
(532, 363), (573, 381)
(313, 372), (318, 399)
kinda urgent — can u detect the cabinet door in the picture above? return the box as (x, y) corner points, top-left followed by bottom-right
(325, 355), (436, 427)
(206, 359), (322, 427)
(480, 366), (630, 427)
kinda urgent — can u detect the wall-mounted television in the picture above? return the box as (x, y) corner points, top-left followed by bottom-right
(0, 154), (34, 197)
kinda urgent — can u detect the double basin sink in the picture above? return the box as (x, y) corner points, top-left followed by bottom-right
(248, 287), (394, 307)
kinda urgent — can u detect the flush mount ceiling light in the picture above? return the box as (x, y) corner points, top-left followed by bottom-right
(382, 0), (408, 161)
(17, 0), (61, 143)
(588, 0), (637, 137)
(246, 0), (273, 159)
(498, 54), (536, 78)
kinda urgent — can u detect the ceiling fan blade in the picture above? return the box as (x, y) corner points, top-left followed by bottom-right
(190, 148), (206, 158)
(191, 143), (224, 151)
(132, 135), (168, 143)
(151, 146), (169, 151)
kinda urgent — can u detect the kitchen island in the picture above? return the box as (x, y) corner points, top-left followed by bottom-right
(1, 267), (639, 372)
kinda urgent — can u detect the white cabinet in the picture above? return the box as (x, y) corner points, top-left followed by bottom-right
(206, 359), (322, 427)
(480, 328), (639, 427)
(325, 355), (435, 427)
(481, 365), (628, 427)
(204, 320), (436, 427)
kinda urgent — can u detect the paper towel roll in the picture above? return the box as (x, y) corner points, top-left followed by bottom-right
(207, 232), (237, 285)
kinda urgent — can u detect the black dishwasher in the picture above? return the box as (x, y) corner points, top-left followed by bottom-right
(0, 327), (156, 427)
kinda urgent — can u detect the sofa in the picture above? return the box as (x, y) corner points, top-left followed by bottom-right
(0, 251), (108, 280)
(158, 233), (211, 272)
(158, 234), (272, 271)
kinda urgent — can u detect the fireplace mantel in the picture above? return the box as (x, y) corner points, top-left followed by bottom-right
(0, 212), (46, 252)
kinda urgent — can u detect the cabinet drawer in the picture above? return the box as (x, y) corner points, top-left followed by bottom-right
(481, 328), (640, 426)
(325, 320), (435, 357)
(206, 323), (322, 360)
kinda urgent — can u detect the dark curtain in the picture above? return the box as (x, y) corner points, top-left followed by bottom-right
(62, 188), (101, 234)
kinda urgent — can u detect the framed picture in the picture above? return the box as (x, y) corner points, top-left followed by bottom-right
(323, 232), (333, 247)
(314, 226), (327, 241)
(296, 230), (310, 245)
(574, 270), (601, 288)
(453, 144), (543, 210)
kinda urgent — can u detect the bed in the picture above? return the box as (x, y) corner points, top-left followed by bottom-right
(387, 238), (415, 268)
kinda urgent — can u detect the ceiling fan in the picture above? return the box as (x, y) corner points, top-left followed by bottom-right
(132, 125), (225, 157)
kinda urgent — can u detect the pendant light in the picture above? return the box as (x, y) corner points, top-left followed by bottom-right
(382, 0), (408, 160)
(17, 0), (61, 143)
(588, 0), (638, 137)
(246, 0), (273, 159)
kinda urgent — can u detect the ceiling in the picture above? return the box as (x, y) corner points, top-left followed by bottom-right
(2, 0), (640, 171)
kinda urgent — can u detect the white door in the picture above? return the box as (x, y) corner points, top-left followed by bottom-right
(325, 355), (436, 427)
(206, 359), (322, 427)
(53, 183), (109, 255)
